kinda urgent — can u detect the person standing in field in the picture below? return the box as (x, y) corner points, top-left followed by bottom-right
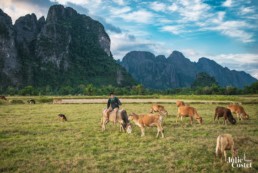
(106, 92), (122, 123)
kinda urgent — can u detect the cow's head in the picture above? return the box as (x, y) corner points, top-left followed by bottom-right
(242, 113), (249, 120)
(196, 117), (203, 124)
(126, 123), (132, 134)
(160, 110), (168, 116)
(176, 101), (185, 107)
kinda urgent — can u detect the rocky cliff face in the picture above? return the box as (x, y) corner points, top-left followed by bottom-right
(0, 9), (20, 87)
(0, 5), (135, 88)
(121, 51), (257, 89)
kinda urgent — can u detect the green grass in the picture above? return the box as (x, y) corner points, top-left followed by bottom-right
(0, 102), (257, 172)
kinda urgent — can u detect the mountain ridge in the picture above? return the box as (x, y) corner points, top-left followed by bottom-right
(0, 5), (136, 89)
(121, 50), (257, 89)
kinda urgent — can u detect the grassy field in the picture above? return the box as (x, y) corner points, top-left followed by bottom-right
(0, 99), (257, 172)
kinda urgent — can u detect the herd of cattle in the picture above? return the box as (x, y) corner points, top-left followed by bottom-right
(101, 100), (250, 162)
(0, 95), (251, 162)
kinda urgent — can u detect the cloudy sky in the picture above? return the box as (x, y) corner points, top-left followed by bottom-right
(1, 0), (258, 78)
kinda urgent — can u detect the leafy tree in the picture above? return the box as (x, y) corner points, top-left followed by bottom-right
(18, 86), (37, 95)
(192, 72), (218, 88)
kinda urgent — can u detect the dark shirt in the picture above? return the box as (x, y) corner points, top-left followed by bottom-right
(107, 97), (122, 109)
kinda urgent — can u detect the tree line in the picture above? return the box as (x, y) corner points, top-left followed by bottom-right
(0, 82), (257, 96)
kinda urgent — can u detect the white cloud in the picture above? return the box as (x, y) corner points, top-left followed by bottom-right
(109, 6), (131, 15)
(0, 0), (48, 22)
(239, 7), (255, 15)
(222, 0), (233, 7)
(119, 10), (154, 24)
(149, 2), (166, 12)
(161, 25), (184, 35)
(112, 0), (126, 6)
(206, 20), (255, 43)
(168, 3), (178, 12)
(212, 53), (258, 79)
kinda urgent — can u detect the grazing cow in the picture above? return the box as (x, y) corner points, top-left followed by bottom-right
(177, 106), (203, 124)
(150, 104), (168, 116)
(215, 134), (238, 162)
(58, 114), (67, 121)
(227, 104), (249, 120)
(128, 113), (164, 138)
(214, 107), (236, 125)
(0, 96), (7, 101)
(27, 99), (36, 104)
(101, 109), (132, 133)
(176, 100), (185, 107)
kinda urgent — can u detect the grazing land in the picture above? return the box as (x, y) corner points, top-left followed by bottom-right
(0, 96), (257, 172)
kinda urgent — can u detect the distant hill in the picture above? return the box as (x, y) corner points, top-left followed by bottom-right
(0, 5), (135, 89)
(121, 51), (257, 89)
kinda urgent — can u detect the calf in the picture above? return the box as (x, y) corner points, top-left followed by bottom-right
(27, 99), (36, 104)
(227, 104), (249, 120)
(150, 104), (168, 116)
(58, 114), (67, 121)
(177, 106), (203, 124)
(215, 134), (238, 162)
(214, 107), (236, 125)
(129, 113), (164, 138)
(0, 96), (7, 101)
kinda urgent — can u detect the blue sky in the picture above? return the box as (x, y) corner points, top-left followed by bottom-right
(1, 0), (258, 78)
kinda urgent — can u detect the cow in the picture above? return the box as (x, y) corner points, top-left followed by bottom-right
(227, 104), (249, 120)
(27, 99), (36, 104)
(0, 96), (7, 101)
(101, 109), (132, 133)
(58, 114), (67, 121)
(150, 104), (168, 116)
(214, 107), (236, 125)
(215, 134), (238, 162)
(176, 105), (203, 124)
(128, 113), (164, 138)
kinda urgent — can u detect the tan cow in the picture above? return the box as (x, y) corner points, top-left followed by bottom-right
(150, 104), (168, 116)
(176, 105), (203, 124)
(128, 113), (164, 138)
(227, 104), (249, 120)
(101, 109), (132, 133)
(215, 134), (238, 162)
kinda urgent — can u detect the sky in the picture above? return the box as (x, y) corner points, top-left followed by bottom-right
(1, 0), (258, 79)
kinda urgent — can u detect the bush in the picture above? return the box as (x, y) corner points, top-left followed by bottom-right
(9, 100), (24, 104)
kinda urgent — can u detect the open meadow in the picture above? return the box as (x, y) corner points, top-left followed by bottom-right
(0, 96), (257, 173)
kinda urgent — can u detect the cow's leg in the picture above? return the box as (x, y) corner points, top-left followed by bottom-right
(140, 126), (145, 137)
(157, 124), (164, 138)
(223, 150), (227, 162)
(150, 108), (153, 113)
(214, 114), (217, 123)
(176, 113), (180, 123)
(113, 108), (118, 124)
(190, 116), (193, 125)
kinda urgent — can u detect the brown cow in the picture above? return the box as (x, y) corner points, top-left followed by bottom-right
(176, 105), (203, 124)
(214, 107), (236, 125)
(128, 113), (164, 138)
(101, 109), (132, 133)
(215, 134), (238, 162)
(227, 104), (249, 120)
(150, 104), (168, 116)
(0, 96), (7, 101)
